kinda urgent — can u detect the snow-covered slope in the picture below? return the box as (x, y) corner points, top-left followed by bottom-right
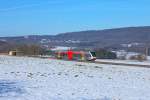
(0, 55), (150, 100)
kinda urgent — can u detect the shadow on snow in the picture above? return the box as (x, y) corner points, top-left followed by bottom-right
(0, 80), (25, 97)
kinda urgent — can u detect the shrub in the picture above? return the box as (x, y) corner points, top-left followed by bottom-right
(129, 54), (147, 61)
(14, 44), (46, 56)
(95, 49), (117, 59)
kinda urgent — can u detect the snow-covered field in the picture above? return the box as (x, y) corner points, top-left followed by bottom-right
(0, 55), (150, 100)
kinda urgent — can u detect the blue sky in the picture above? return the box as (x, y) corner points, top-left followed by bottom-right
(0, 0), (150, 37)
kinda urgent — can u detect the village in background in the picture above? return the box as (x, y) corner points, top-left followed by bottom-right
(5, 44), (148, 61)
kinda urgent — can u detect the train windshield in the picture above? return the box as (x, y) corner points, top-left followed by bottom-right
(90, 52), (96, 57)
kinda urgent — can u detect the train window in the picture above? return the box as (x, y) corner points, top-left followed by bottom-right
(73, 54), (81, 60)
(90, 52), (96, 57)
(63, 54), (68, 59)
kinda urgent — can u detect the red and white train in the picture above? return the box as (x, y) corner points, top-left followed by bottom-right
(55, 50), (96, 61)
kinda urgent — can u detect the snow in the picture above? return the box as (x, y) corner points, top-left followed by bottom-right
(51, 46), (75, 51)
(0, 55), (150, 100)
(96, 59), (150, 66)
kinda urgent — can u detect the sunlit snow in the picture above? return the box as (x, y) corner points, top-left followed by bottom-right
(0, 55), (150, 100)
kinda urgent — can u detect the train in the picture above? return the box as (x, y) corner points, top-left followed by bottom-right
(55, 50), (96, 61)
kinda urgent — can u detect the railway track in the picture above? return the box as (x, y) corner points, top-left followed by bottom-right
(29, 56), (150, 68)
(94, 61), (150, 68)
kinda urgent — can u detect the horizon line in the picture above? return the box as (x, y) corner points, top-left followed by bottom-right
(0, 25), (150, 38)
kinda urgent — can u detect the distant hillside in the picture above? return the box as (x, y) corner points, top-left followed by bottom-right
(0, 40), (12, 52)
(56, 26), (150, 45)
(1, 26), (150, 49)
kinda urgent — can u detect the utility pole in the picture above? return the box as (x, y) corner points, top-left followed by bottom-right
(145, 47), (149, 57)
